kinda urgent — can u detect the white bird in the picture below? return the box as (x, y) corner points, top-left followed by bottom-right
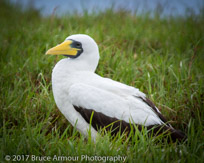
(46, 34), (185, 142)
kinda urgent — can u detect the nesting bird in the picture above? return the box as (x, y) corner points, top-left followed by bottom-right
(46, 34), (185, 142)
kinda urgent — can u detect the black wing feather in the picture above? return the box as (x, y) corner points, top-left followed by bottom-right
(73, 105), (186, 142)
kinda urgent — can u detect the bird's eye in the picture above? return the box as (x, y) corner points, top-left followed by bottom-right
(75, 42), (81, 48)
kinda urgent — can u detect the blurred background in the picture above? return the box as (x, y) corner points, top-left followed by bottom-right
(10, 0), (203, 17)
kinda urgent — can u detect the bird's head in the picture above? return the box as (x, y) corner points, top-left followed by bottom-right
(46, 34), (100, 71)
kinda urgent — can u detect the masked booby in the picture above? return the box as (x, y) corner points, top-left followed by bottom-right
(46, 34), (186, 142)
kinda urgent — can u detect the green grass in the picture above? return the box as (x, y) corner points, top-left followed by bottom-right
(0, 1), (204, 162)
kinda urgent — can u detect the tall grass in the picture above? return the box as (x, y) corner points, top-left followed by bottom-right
(0, 1), (204, 162)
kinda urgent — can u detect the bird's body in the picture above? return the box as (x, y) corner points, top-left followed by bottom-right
(46, 34), (185, 141)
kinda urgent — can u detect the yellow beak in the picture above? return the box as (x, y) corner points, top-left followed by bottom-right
(46, 40), (79, 56)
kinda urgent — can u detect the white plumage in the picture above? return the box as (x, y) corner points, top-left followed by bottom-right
(46, 34), (185, 141)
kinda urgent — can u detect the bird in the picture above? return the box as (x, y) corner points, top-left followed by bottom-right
(46, 34), (186, 142)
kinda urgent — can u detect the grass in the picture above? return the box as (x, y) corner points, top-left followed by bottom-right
(0, 1), (204, 162)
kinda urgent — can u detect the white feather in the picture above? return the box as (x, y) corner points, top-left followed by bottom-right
(50, 34), (164, 139)
(68, 82), (163, 126)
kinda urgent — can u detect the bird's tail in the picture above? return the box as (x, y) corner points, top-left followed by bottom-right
(148, 125), (187, 142)
(168, 127), (187, 142)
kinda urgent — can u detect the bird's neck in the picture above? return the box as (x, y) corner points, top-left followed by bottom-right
(52, 58), (98, 76)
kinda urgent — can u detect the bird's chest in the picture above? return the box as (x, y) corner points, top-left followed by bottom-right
(51, 73), (73, 108)
(51, 70), (96, 108)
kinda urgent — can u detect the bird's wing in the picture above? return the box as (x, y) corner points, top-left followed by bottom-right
(72, 72), (146, 98)
(68, 82), (164, 127)
(95, 76), (170, 126)
(81, 73), (162, 115)
(92, 74), (147, 98)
